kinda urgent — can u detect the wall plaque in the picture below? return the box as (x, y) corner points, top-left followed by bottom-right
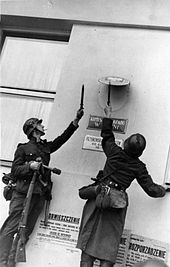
(87, 115), (128, 134)
(82, 135), (123, 152)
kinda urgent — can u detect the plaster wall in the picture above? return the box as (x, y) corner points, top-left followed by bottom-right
(1, 1), (170, 266)
(1, 0), (170, 28)
(46, 25), (170, 266)
(1, 23), (170, 267)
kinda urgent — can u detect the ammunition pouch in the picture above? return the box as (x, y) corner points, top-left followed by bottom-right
(78, 170), (104, 200)
(2, 173), (16, 201)
(3, 184), (15, 201)
(79, 184), (99, 200)
(96, 184), (127, 209)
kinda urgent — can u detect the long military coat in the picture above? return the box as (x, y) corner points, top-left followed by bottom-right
(77, 118), (165, 263)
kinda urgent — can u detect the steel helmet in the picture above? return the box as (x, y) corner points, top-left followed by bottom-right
(23, 118), (43, 138)
(124, 133), (146, 158)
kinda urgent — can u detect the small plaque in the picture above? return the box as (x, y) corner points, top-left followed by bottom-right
(98, 76), (130, 86)
(87, 115), (128, 134)
(82, 135), (123, 152)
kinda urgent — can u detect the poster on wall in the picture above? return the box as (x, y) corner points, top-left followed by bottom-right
(82, 135), (123, 152)
(125, 234), (169, 266)
(87, 115), (128, 134)
(33, 216), (169, 266)
(115, 229), (132, 267)
(34, 212), (80, 252)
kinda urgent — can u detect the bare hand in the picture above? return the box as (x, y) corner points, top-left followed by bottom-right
(29, 161), (41, 171)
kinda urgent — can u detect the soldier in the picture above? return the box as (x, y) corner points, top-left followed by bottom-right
(0, 108), (84, 267)
(77, 105), (169, 267)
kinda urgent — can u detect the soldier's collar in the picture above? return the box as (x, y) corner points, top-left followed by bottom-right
(29, 138), (47, 144)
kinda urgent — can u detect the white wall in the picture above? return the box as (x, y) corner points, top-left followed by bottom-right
(41, 24), (170, 266)
(2, 0), (170, 28)
(1, 1), (170, 266)
(1, 23), (170, 267)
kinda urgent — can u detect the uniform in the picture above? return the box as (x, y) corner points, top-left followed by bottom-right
(0, 121), (79, 267)
(77, 118), (166, 266)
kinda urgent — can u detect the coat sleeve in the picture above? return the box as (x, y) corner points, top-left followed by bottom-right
(49, 122), (78, 154)
(136, 163), (166, 198)
(11, 145), (33, 179)
(101, 118), (121, 157)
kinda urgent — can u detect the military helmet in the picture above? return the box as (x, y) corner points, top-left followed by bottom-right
(124, 133), (146, 158)
(23, 118), (42, 138)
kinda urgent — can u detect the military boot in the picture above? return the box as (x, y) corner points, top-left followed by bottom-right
(0, 235), (13, 267)
(7, 235), (20, 267)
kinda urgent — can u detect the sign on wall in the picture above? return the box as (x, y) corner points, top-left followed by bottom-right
(33, 216), (169, 267)
(34, 212), (80, 249)
(125, 233), (169, 266)
(92, 230), (169, 267)
(87, 115), (128, 134)
(82, 135), (124, 152)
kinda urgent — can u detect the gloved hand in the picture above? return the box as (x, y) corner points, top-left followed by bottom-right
(163, 183), (170, 192)
(95, 185), (110, 209)
(29, 161), (41, 171)
(76, 108), (84, 120)
(104, 104), (112, 118)
(73, 108), (84, 126)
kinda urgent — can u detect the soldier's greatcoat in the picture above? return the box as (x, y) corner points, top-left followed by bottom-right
(77, 118), (165, 263)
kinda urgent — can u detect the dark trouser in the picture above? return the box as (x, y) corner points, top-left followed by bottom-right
(80, 252), (114, 267)
(0, 191), (45, 267)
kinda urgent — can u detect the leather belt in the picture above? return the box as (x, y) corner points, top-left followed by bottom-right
(108, 181), (125, 191)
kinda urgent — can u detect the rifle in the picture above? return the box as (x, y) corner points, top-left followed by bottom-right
(15, 170), (38, 262)
(15, 164), (61, 262)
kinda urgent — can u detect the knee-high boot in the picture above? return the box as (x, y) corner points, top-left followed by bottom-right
(0, 235), (13, 267)
(80, 261), (94, 267)
(7, 234), (20, 267)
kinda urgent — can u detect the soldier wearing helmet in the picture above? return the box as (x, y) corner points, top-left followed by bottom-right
(23, 118), (45, 138)
(0, 108), (84, 267)
(77, 105), (168, 267)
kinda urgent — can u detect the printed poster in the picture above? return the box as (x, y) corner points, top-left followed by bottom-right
(35, 213), (80, 250)
(82, 135), (123, 152)
(125, 234), (169, 266)
(115, 229), (131, 266)
(33, 213), (170, 266)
